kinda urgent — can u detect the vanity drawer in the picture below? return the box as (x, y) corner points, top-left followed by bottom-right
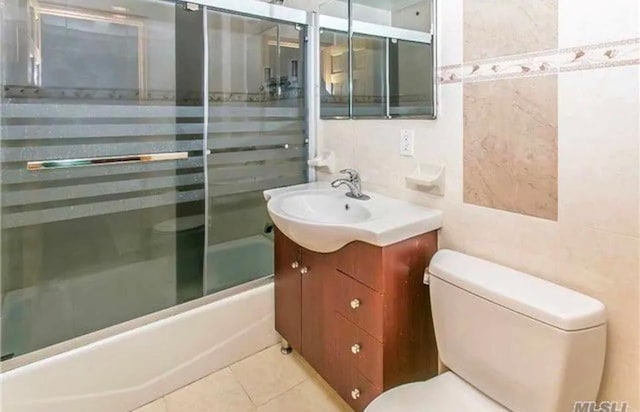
(334, 271), (384, 343)
(336, 242), (384, 292)
(335, 313), (383, 388)
(334, 364), (382, 412)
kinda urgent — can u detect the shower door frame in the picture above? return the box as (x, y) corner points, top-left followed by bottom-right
(0, 0), (315, 372)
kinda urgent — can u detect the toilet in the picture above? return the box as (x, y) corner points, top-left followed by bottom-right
(366, 249), (607, 412)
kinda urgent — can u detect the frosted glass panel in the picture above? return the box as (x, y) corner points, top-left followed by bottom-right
(0, 0), (206, 360)
(205, 10), (307, 294)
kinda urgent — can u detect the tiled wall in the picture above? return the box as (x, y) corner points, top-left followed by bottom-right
(316, 0), (639, 408)
(462, 0), (559, 220)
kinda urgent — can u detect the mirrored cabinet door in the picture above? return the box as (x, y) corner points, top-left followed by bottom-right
(318, 0), (436, 119)
(319, 29), (350, 118)
(389, 39), (435, 117)
(352, 34), (387, 118)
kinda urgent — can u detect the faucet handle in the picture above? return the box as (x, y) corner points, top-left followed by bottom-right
(339, 168), (359, 180)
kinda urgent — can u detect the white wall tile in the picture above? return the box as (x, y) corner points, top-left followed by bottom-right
(559, 0), (640, 47)
(438, 0), (464, 66)
(558, 65), (640, 238)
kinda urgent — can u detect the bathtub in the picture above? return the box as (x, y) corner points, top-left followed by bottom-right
(207, 235), (274, 294)
(0, 238), (279, 412)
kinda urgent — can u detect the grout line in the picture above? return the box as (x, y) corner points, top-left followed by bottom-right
(256, 378), (310, 409)
(232, 369), (259, 408)
(229, 345), (313, 407)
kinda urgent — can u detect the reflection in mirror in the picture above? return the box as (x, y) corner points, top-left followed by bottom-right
(351, 0), (432, 32)
(318, 0), (349, 19)
(389, 39), (434, 117)
(319, 29), (349, 118)
(352, 34), (387, 117)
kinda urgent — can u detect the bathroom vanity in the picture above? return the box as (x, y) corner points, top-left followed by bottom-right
(265, 181), (443, 411)
(274, 229), (439, 411)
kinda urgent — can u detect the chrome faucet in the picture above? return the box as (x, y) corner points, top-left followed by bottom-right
(331, 169), (370, 200)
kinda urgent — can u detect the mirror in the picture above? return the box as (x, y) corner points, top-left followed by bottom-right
(319, 29), (349, 118)
(352, 34), (387, 117)
(389, 38), (434, 117)
(351, 0), (432, 32)
(319, 0), (436, 119)
(318, 0), (349, 19)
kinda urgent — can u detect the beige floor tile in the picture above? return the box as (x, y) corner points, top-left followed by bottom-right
(230, 345), (313, 406)
(257, 378), (353, 412)
(164, 368), (255, 412)
(133, 399), (167, 412)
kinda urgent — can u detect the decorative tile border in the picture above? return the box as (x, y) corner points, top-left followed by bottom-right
(439, 38), (640, 84)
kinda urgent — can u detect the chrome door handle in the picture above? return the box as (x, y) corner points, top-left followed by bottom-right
(27, 152), (189, 171)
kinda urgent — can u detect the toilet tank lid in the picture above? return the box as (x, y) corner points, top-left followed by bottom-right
(428, 250), (607, 331)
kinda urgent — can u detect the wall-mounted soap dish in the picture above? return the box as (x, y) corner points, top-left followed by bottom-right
(405, 163), (445, 196)
(308, 151), (337, 174)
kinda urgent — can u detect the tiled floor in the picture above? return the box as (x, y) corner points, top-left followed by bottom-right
(133, 345), (353, 412)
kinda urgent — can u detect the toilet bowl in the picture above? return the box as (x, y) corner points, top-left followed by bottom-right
(366, 250), (607, 412)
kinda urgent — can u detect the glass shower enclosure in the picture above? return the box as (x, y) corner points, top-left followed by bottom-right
(0, 0), (308, 364)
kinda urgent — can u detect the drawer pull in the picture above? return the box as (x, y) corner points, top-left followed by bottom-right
(351, 388), (361, 400)
(291, 261), (299, 269)
(300, 267), (309, 275)
(351, 343), (361, 354)
(350, 298), (361, 309)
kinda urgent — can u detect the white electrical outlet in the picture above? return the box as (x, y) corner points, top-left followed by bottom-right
(400, 129), (415, 157)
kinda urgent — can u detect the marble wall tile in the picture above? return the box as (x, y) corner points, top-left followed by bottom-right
(463, 76), (559, 220)
(464, 0), (558, 61)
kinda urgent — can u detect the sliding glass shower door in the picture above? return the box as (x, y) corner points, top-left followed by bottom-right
(0, 0), (207, 360)
(0, 0), (309, 364)
(204, 10), (308, 294)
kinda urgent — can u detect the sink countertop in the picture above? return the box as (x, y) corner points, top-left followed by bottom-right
(264, 182), (443, 252)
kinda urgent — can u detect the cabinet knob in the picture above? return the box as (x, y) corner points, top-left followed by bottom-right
(351, 343), (361, 354)
(350, 298), (360, 309)
(351, 388), (360, 400)
(291, 261), (299, 269)
(300, 266), (309, 275)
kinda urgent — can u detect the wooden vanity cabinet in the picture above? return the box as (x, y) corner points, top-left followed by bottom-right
(274, 229), (439, 411)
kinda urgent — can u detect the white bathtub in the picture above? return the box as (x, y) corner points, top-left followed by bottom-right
(0, 280), (279, 412)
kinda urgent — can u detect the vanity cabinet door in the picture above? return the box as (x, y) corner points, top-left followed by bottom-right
(274, 229), (302, 352)
(300, 248), (335, 382)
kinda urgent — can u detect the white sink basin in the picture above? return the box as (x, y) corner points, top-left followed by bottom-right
(278, 190), (372, 224)
(264, 182), (443, 253)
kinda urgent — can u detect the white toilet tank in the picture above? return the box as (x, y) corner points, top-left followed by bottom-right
(428, 250), (607, 412)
